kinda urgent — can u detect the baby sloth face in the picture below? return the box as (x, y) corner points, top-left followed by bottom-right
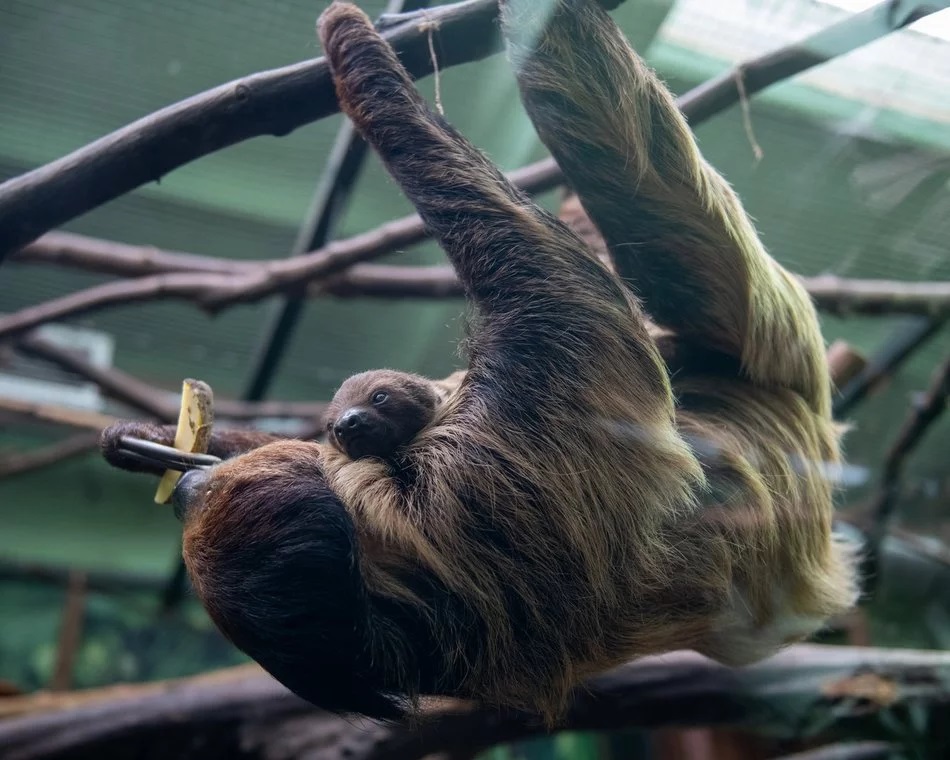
(325, 369), (440, 461)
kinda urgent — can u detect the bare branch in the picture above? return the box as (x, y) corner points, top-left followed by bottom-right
(807, 275), (950, 318)
(49, 571), (88, 693)
(826, 340), (867, 389)
(0, 0), (503, 259)
(834, 317), (945, 418)
(0, 215), (435, 340)
(1, 645), (949, 760)
(0, 397), (117, 431)
(16, 337), (178, 420)
(11, 231), (244, 277)
(14, 336), (328, 423)
(0, 433), (101, 479)
(857, 353), (949, 598)
(7, 235), (950, 340)
(0, 557), (167, 596)
(3, 0), (946, 262)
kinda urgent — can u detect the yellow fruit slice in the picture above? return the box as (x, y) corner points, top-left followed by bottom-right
(154, 379), (214, 504)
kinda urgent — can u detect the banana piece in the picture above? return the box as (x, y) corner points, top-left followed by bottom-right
(154, 379), (214, 505)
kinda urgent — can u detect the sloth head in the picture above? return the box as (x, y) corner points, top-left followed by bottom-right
(325, 369), (440, 460)
(169, 441), (452, 719)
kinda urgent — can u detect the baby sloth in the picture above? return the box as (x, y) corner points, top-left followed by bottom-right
(325, 369), (462, 461)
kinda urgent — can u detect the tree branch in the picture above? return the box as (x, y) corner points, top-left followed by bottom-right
(1, 645), (948, 760)
(3, 0), (946, 263)
(7, 236), (950, 341)
(0, 0), (503, 260)
(833, 317), (945, 418)
(0, 557), (168, 596)
(13, 336), (328, 423)
(861, 354), (950, 589)
(49, 571), (88, 693)
(0, 397), (117, 431)
(0, 433), (101, 479)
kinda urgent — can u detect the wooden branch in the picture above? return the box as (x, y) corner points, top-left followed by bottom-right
(0, 332), (874, 481)
(0, 397), (117, 431)
(834, 317), (945, 418)
(4, 0), (946, 264)
(11, 231), (244, 276)
(315, 267), (950, 320)
(856, 353), (949, 598)
(0, 433), (101, 479)
(826, 340), (868, 389)
(0, 558), (167, 596)
(806, 275), (950, 318)
(7, 237), (950, 341)
(1, 645), (948, 760)
(864, 354), (950, 532)
(0, 216), (437, 340)
(771, 743), (898, 760)
(14, 336), (328, 423)
(0, 0), (503, 259)
(15, 337), (176, 420)
(49, 572), (88, 693)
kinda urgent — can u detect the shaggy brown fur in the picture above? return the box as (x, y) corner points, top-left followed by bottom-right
(325, 368), (461, 460)
(100, 0), (858, 724)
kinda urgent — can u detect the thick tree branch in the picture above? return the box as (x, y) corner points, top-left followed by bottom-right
(3, 0), (946, 263)
(1, 645), (948, 760)
(0, 0), (503, 260)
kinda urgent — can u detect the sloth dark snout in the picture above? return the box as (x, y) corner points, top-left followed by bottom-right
(172, 468), (210, 523)
(333, 408), (370, 442)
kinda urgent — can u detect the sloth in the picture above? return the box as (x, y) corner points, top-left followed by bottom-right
(100, 0), (858, 724)
(325, 368), (464, 460)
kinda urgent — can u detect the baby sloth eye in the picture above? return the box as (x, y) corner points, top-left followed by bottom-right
(371, 391), (388, 405)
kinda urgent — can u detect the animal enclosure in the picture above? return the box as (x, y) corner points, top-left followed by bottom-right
(1, 1), (950, 758)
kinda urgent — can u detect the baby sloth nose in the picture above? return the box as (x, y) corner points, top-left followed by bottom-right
(334, 408), (368, 441)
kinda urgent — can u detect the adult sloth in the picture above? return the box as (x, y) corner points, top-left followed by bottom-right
(101, 0), (858, 723)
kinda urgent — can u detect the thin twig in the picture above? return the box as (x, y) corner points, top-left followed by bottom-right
(49, 571), (88, 692)
(868, 355), (950, 525)
(425, 16), (445, 116)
